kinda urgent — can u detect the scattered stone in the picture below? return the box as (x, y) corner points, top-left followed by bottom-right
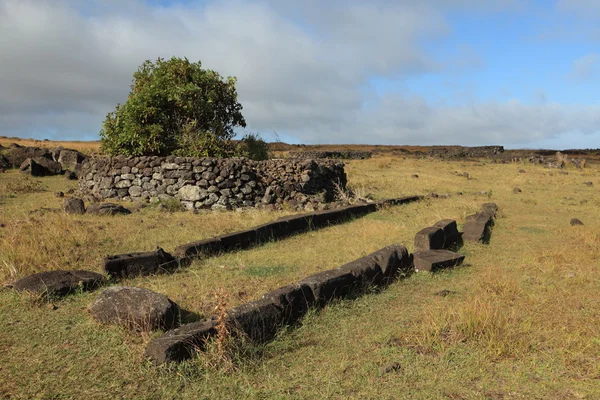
(513, 187), (522, 194)
(584, 181), (593, 186)
(54, 191), (64, 198)
(11, 270), (105, 296)
(90, 286), (179, 332)
(414, 227), (445, 252)
(379, 362), (401, 375)
(519, 169), (526, 173)
(64, 170), (78, 180)
(434, 289), (457, 297)
(413, 250), (465, 272)
(570, 218), (584, 226)
(62, 198), (85, 215)
(411, 174), (419, 178)
(86, 203), (132, 216)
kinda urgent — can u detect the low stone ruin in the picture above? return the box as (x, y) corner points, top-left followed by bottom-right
(102, 196), (423, 279)
(428, 146), (504, 159)
(79, 156), (347, 211)
(286, 150), (372, 160)
(0, 143), (87, 177)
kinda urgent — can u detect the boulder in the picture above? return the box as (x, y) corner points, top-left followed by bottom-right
(19, 157), (63, 176)
(10, 270), (105, 296)
(63, 198), (85, 215)
(86, 203), (131, 216)
(90, 286), (179, 332)
(4, 146), (52, 167)
(57, 149), (86, 172)
(414, 226), (445, 251)
(413, 250), (465, 272)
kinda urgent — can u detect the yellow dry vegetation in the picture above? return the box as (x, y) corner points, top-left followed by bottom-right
(1, 154), (599, 399)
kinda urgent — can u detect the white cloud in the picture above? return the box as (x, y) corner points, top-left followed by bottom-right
(0, 0), (598, 148)
(569, 53), (599, 81)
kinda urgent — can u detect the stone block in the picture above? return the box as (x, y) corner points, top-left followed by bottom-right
(103, 247), (178, 278)
(173, 238), (222, 259)
(414, 226), (445, 251)
(413, 250), (465, 272)
(433, 219), (460, 249)
(227, 298), (285, 343)
(299, 269), (357, 307)
(261, 283), (316, 324)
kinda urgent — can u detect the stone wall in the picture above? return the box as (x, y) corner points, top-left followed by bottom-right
(287, 150), (372, 160)
(428, 146), (504, 159)
(78, 156), (347, 210)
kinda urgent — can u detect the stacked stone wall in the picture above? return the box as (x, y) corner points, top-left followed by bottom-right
(79, 156), (347, 210)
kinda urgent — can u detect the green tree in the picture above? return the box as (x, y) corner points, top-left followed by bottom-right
(100, 57), (246, 156)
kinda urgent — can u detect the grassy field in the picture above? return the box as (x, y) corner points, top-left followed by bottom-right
(1, 155), (599, 399)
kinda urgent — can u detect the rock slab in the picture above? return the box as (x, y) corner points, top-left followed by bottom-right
(90, 286), (179, 331)
(413, 250), (465, 272)
(10, 270), (105, 296)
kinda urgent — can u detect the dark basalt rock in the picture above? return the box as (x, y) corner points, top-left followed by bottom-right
(10, 270), (105, 296)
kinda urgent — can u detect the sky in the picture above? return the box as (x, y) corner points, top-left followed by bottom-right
(1, 0), (600, 149)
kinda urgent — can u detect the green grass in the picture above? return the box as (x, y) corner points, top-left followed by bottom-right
(1, 156), (600, 399)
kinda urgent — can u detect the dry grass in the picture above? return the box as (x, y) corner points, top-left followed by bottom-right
(1, 154), (600, 399)
(0, 137), (101, 154)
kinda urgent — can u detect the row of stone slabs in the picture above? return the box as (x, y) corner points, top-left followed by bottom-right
(7, 198), (498, 365)
(145, 202), (498, 364)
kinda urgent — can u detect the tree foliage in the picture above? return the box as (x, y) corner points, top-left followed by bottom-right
(100, 57), (246, 156)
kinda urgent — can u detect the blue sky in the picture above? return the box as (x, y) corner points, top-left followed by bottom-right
(1, 0), (599, 149)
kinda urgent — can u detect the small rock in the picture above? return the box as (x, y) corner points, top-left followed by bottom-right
(513, 187), (522, 194)
(570, 218), (584, 226)
(519, 169), (526, 173)
(462, 172), (469, 178)
(434, 289), (456, 297)
(379, 362), (401, 375)
(86, 203), (131, 216)
(411, 174), (419, 178)
(54, 191), (64, 198)
(584, 181), (593, 186)
(63, 198), (85, 215)
(64, 171), (78, 180)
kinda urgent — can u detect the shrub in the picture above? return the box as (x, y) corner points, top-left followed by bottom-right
(100, 57), (246, 157)
(240, 133), (270, 161)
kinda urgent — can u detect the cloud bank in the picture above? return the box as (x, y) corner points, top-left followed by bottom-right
(1, 0), (599, 148)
